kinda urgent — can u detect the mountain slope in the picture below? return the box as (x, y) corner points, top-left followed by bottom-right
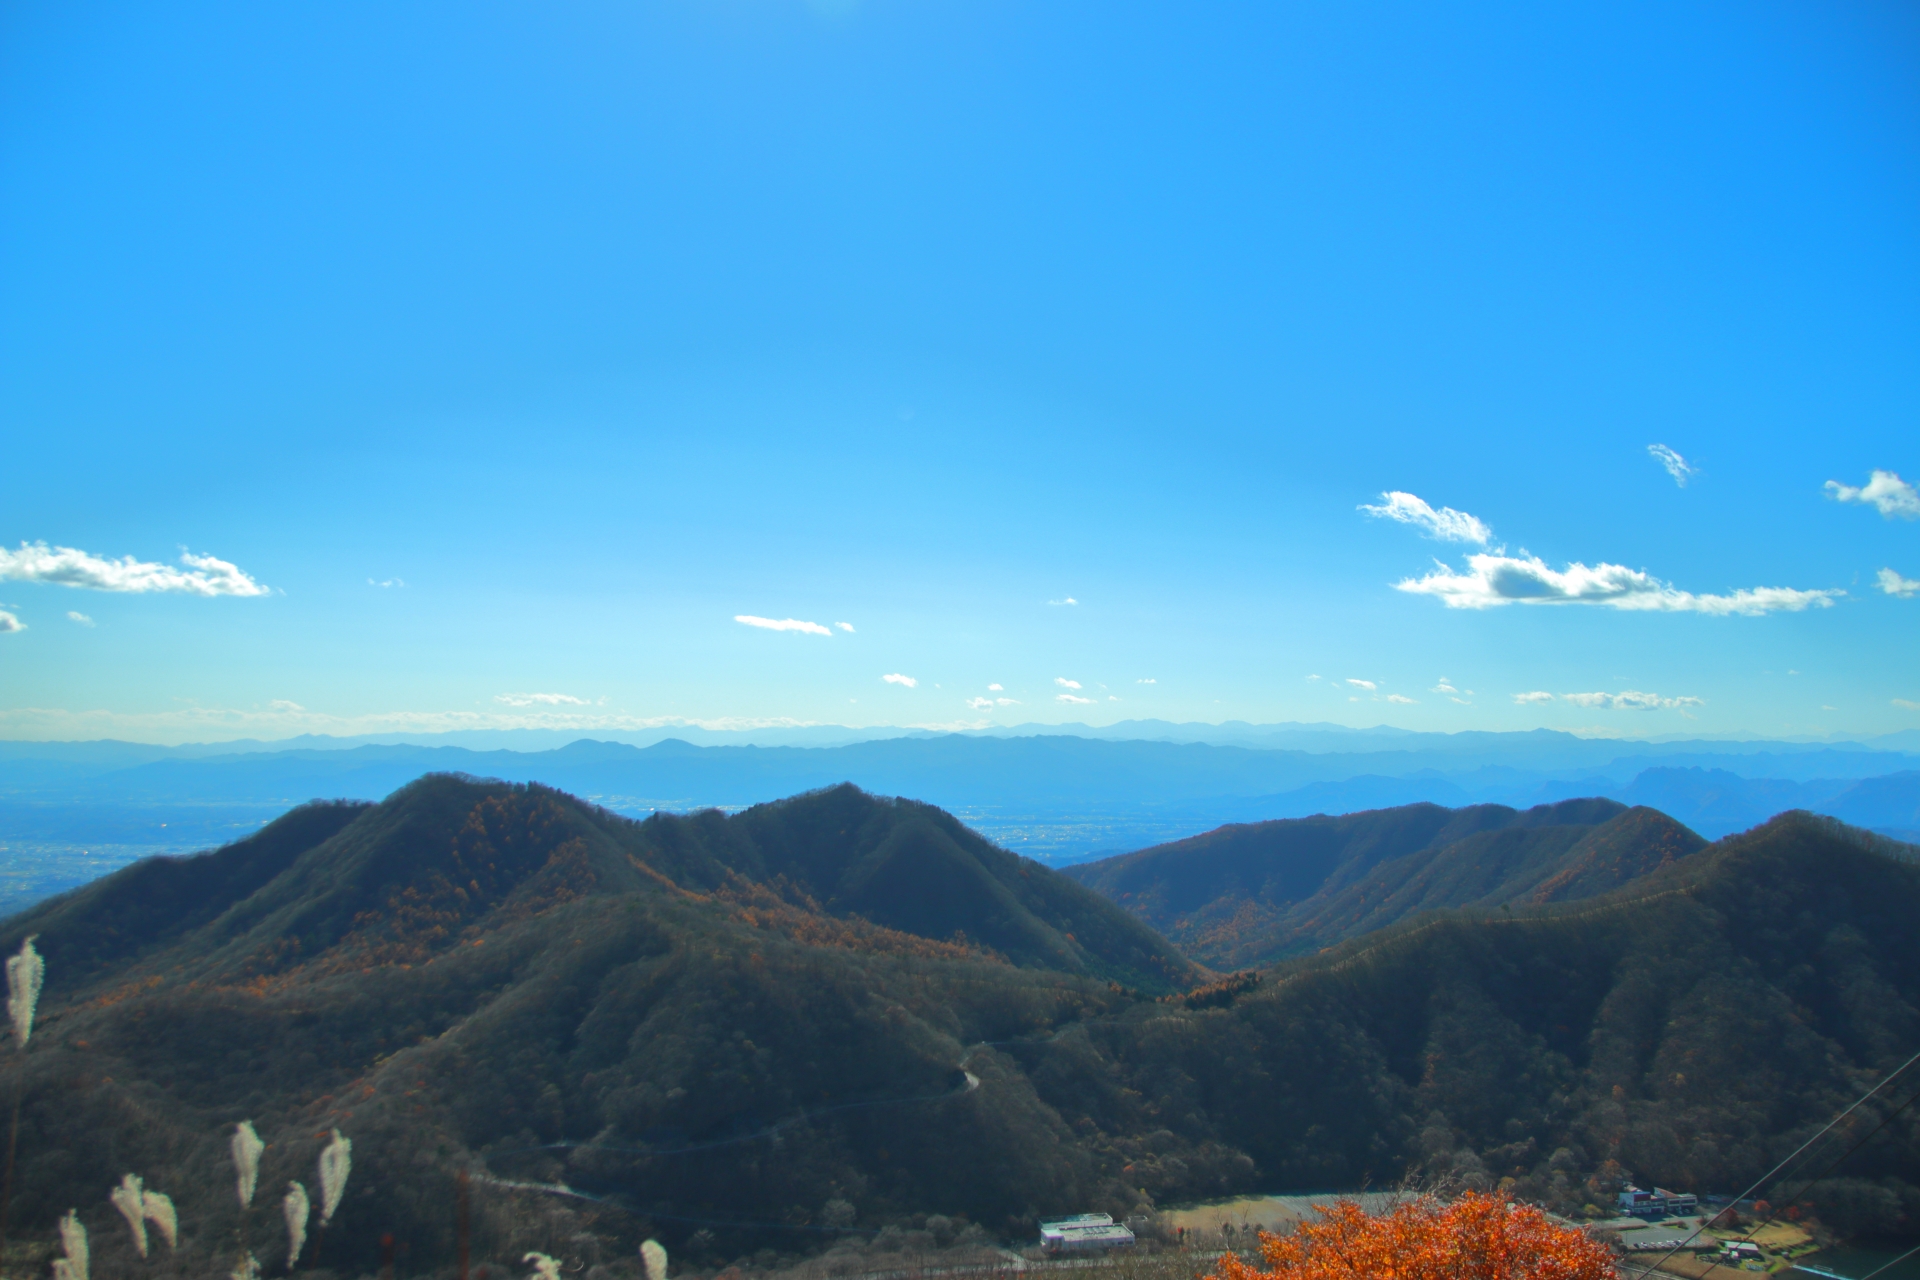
(5, 784), (1917, 1275)
(1063, 798), (1707, 966)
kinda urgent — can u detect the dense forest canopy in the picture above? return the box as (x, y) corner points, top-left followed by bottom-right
(1, 777), (1916, 1275)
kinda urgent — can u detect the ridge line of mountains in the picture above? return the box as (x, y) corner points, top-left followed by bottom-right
(3, 769), (1919, 1275)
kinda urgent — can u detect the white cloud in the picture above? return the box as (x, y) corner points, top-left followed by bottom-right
(1057, 693), (1094, 705)
(1512, 691), (1555, 704)
(996, 697), (1020, 705)
(1449, 697), (1473, 706)
(735, 615), (833, 636)
(1048, 596), (1079, 606)
(987, 683), (1004, 691)
(1395, 552), (1840, 615)
(1648, 444), (1696, 487)
(0, 611), (21, 634)
(1563, 690), (1705, 711)
(1827, 470), (1920, 520)
(965, 697), (994, 710)
(1055, 677), (1082, 689)
(1431, 678), (1457, 693)
(368, 577), (405, 588)
(495, 692), (590, 707)
(0, 542), (269, 596)
(1360, 492), (1492, 545)
(268, 700), (305, 712)
(1137, 677), (1156, 684)
(1893, 698), (1919, 711)
(881, 673), (917, 688)
(66, 611), (94, 627)
(1108, 695), (1120, 701)
(1877, 568), (1920, 599)
(1385, 693), (1416, 704)
(835, 621), (855, 632)
(1346, 678), (1376, 691)
(1306, 674), (1321, 682)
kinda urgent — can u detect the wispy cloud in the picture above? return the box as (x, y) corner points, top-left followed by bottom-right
(881, 673), (917, 688)
(0, 542), (269, 596)
(1385, 693), (1416, 704)
(495, 693), (590, 707)
(1563, 690), (1704, 711)
(1137, 677), (1156, 684)
(735, 615), (833, 636)
(1826, 470), (1920, 520)
(268, 699), (305, 712)
(1057, 693), (1094, 705)
(1512, 691), (1554, 704)
(988, 683), (1004, 691)
(1430, 678), (1473, 695)
(1055, 677), (1082, 689)
(368, 577), (405, 588)
(1346, 678), (1376, 691)
(1048, 596), (1079, 606)
(0, 612), (21, 634)
(66, 611), (94, 627)
(835, 621), (855, 632)
(1648, 444), (1696, 487)
(1877, 568), (1920, 599)
(1395, 553), (1839, 615)
(996, 697), (1020, 706)
(1306, 674), (1321, 682)
(965, 697), (994, 710)
(1360, 492), (1492, 545)
(1895, 699), (1920, 712)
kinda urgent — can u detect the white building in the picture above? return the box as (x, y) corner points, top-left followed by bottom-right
(1039, 1214), (1137, 1253)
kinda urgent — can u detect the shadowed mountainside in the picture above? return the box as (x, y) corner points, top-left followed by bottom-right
(1063, 799), (1706, 967)
(2, 779), (1917, 1276)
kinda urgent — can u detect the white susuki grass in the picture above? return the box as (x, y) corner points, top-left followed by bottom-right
(6, 935), (44, 1049)
(642, 1238), (668, 1280)
(142, 1189), (178, 1251)
(525, 1251), (561, 1280)
(230, 1251), (260, 1280)
(232, 1121), (266, 1209)
(110, 1173), (149, 1257)
(317, 1129), (351, 1225)
(52, 1210), (88, 1280)
(282, 1182), (310, 1266)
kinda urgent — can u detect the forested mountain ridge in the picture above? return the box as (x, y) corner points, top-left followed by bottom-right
(1063, 798), (1706, 966)
(3, 781), (1917, 1277)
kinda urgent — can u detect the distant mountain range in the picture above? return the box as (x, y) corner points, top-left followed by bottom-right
(4, 778), (1918, 1273)
(1063, 799), (1707, 967)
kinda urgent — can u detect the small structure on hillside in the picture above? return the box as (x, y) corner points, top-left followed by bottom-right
(1616, 1184), (1699, 1218)
(1039, 1214), (1136, 1254)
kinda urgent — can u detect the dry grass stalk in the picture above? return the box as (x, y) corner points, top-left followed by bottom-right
(316, 1130), (350, 1225)
(141, 1189), (178, 1251)
(6, 937), (43, 1050)
(642, 1238), (668, 1280)
(524, 1251), (561, 1280)
(282, 1181), (309, 1267)
(231, 1251), (260, 1280)
(232, 1121), (266, 1209)
(51, 1209), (87, 1280)
(110, 1174), (149, 1258)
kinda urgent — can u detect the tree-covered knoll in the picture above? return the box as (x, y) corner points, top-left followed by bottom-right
(1063, 798), (1706, 967)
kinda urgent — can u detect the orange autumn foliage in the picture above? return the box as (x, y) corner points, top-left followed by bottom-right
(1207, 1192), (1615, 1280)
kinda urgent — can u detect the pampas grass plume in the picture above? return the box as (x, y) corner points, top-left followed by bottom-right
(6, 935), (43, 1050)
(524, 1252), (561, 1280)
(642, 1238), (668, 1280)
(109, 1174), (148, 1258)
(317, 1129), (350, 1225)
(51, 1209), (88, 1280)
(282, 1182), (309, 1266)
(141, 1189), (178, 1251)
(232, 1121), (266, 1209)
(230, 1251), (260, 1280)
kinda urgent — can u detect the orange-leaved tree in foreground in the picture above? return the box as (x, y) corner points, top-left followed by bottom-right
(1206, 1191), (1616, 1280)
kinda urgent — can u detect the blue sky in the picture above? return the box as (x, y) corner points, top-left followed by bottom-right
(2, 0), (1916, 744)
